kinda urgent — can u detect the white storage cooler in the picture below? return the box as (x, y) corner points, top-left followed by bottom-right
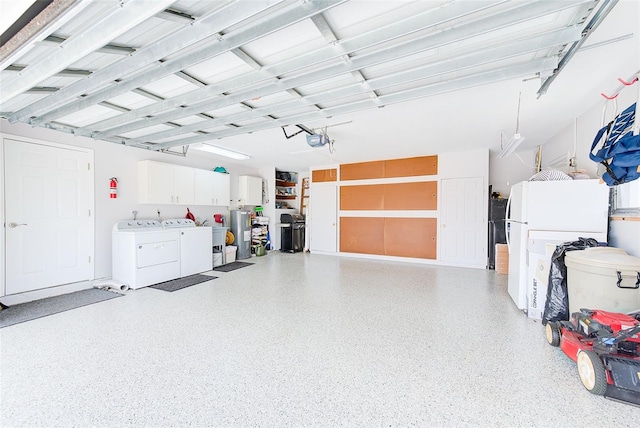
(565, 247), (640, 314)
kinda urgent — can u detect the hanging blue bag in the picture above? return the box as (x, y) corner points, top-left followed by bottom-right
(590, 102), (640, 186)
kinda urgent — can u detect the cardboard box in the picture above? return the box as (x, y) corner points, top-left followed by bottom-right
(526, 245), (554, 320)
(495, 244), (509, 274)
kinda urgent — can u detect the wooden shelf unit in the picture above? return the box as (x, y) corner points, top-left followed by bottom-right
(275, 174), (298, 201)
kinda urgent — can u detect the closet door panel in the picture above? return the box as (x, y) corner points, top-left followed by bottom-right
(383, 182), (437, 210)
(340, 160), (385, 181)
(384, 155), (438, 178)
(312, 168), (337, 182)
(384, 218), (437, 259)
(340, 185), (384, 210)
(340, 217), (384, 254)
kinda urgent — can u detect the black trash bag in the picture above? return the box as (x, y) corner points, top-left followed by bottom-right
(541, 237), (600, 325)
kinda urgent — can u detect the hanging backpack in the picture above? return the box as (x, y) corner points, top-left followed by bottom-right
(589, 102), (640, 186)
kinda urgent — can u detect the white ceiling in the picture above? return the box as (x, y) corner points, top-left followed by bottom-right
(0, 0), (638, 172)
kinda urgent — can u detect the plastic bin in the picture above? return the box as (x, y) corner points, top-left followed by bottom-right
(213, 252), (223, 267)
(226, 245), (237, 263)
(565, 247), (640, 314)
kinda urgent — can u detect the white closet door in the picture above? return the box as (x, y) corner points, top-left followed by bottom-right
(4, 138), (93, 295)
(439, 177), (486, 267)
(309, 184), (337, 253)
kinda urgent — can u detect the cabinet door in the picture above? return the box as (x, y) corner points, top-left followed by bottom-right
(194, 169), (215, 205)
(174, 165), (194, 205)
(247, 176), (262, 205)
(384, 156), (438, 177)
(239, 175), (262, 205)
(340, 217), (385, 254)
(212, 172), (230, 206)
(140, 161), (174, 204)
(340, 160), (385, 181)
(312, 168), (337, 182)
(384, 218), (437, 259)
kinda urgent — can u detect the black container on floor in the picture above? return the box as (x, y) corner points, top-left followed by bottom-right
(280, 213), (305, 253)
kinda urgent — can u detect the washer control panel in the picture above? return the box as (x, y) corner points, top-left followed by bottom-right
(162, 219), (196, 228)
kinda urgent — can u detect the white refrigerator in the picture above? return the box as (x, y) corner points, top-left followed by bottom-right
(505, 179), (610, 312)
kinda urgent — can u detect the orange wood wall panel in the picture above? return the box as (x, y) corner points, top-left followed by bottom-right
(312, 168), (337, 182)
(384, 218), (437, 259)
(340, 185), (384, 210)
(384, 155), (438, 178)
(341, 182), (437, 210)
(340, 160), (385, 181)
(383, 182), (437, 210)
(340, 217), (385, 254)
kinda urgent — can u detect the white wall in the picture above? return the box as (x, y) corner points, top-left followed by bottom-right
(0, 119), (261, 283)
(489, 149), (537, 197)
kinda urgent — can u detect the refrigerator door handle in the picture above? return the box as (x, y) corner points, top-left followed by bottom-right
(505, 193), (512, 250)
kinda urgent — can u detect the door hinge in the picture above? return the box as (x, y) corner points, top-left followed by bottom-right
(88, 163), (91, 171)
(88, 256), (91, 263)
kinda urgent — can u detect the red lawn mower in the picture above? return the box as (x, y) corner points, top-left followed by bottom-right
(545, 308), (640, 406)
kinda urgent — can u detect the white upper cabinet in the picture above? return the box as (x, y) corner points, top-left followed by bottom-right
(238, 175), (262, 206)
(212, 171), (230, 206)
(139, 160), (174, 204)
(173, 165), (194, 205)
(194, 169), (214, 206)
(194, 169), (230, 206)
(139, 160), (231, 206)
(139, 160), (195, 204)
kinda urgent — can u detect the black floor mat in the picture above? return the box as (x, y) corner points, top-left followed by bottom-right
(213, 261), (254, 272)
(149, 274), (217, 292)
(0, 288), (122, 328)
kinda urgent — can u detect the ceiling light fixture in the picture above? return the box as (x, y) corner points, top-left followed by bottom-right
(498, 92), (526, 158)
(190, 143), (250, 160)
(498, 132), (526, 159)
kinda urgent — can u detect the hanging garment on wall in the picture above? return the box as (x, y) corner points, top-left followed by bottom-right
(589, 102), (640, 186)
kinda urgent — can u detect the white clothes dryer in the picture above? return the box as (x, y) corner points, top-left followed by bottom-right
(112, 220), (180, 289)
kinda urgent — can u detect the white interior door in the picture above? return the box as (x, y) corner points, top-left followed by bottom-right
(439, 177), (486, 267)
(309, 184), (337, 253)
(4, 138), (93, 295)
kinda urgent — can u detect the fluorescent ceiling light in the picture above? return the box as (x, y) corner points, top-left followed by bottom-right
(190, 143), (250, 160)
(498, 133), (525, 158)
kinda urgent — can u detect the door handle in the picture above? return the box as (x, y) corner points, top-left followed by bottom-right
(8, 222), (28, 228)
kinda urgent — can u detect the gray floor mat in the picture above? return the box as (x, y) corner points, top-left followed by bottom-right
(149, 274), (217, 292)
(213, 261), (254, 272)
(0, 288), (122, 328)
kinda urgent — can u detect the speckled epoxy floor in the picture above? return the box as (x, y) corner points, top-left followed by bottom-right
(1, 252), (638, 427)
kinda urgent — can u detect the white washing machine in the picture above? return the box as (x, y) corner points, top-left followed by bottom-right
(112, 220), (181, 289)
(162, 219), (213, 277)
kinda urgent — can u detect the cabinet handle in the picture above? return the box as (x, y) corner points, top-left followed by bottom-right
(171, 196), (174, 203)
(176, 196), (179, 203)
